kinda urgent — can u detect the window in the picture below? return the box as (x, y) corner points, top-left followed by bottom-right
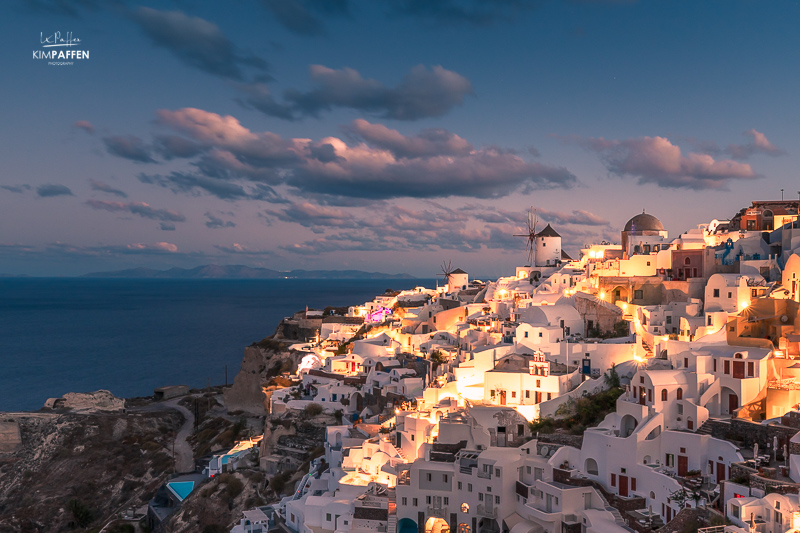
(495, 496), (500, 504)
(495, 468), (501, 477)
(458, 482), (462, 490)
(684, 358), (689, 368)
(524, 331), (528, 338)
(468, 483), (472, 492)
(402, 498), (407, 506)
(647, 261), (651, 266)
(775, 511), (783, 525)
(677, 388), (683, 400)
(685, 257), (691, 265)
(648, 389), (652, 402)
(631, 478), (637, 491)
(547, 393), (552, 400)
(526, 390), (530, 398)
(666, 454), (674, 467)
(611, 474), (616, 487)
(479, 493), (483, 501)
(426, 496), (432, 504)
(411, 434), (415, 441)
(536, 379), (541, 388)
(732, 505), (740, 519)
(724, 360), (730, 374)
(708, 315), (713, 326)
(713, 358), (717, 372)
(443, 474), (448, 483)
(661, 389), (667, 401)
(413, 498), (418, 506)
(713, 288), (720, 298)
(640, 376), (645, 384)
(539, 332), (543, 338)
(634, 290), (643, 300)
(327, 514), (332, 522)
(776, 502), (781, 510)
(666, 316), (672, 324)
(511, 391), (516, 399)
(427, 473), (432, 482)
(527, 466), (532, 474)
(747, 362), (754, 377)
(728, 291), (732, 299)
(677, 404), (683, 415)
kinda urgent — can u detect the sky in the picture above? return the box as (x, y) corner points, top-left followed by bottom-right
(2, 0), (799, 278)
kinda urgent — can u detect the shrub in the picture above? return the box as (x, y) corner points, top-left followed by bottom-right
(68, 499), (94, 528)
(305, 403), (324, 417)
(226, 476), (244, 499)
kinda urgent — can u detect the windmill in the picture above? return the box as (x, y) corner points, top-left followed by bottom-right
(514, 207), (538, 265)
(439, 260), (454, 286)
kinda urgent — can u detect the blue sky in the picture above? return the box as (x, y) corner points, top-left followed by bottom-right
(2, 0), (798, 277)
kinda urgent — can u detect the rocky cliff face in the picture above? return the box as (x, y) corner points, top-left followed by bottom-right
(0, 410), (182, 532)
(223, 346), (270, 415)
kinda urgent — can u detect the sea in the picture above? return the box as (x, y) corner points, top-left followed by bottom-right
(0, 278), (434, 412)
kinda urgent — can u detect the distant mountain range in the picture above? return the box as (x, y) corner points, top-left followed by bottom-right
(81, 264), (415, 279)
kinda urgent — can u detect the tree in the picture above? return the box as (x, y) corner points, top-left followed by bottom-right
(68, 499), (94, 528)
(604, 363), (620, 389)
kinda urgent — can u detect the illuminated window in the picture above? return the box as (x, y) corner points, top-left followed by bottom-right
(461, 503), (470, 513)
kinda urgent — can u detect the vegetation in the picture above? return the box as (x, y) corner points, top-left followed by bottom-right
(255, 337), (288, 352)
(305, 403), (324, 417)
(529, 387), (624, 434)
(269, 471), (293, 494)
(430, 350), (447, 371)
(68, 498), (94, 528)
(588, 320), (631, 339)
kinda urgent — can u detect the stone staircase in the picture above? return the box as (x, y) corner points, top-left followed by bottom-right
(387, 488), (398, 533)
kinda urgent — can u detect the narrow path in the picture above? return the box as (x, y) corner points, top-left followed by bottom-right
(166, 399), (195, 473)
(131, 398), (195, 473)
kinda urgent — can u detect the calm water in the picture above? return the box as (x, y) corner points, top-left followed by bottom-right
(0, 278), (432, 412)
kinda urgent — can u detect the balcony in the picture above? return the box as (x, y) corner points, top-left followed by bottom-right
(477, 470), (492, 479)
(427, 507), (447, 519)
(477, 504), (497, 518)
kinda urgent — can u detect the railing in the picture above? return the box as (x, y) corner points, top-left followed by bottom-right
(477, 504), (497, 518)
(477, 470), (491, 479)
(697, 526), (726, 533)
(427, 507), (447, 518)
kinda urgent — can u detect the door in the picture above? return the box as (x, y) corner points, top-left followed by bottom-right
(687, 419), (694, 431)
(717, 463), (726, 484)
(678, 456), (688, 477)
(729, 394), (739, 414)
(619, 475), (629, 497)
(500, 390), (506, 405)
(639, 387), (647, 405)
(733, 361), (745, 379)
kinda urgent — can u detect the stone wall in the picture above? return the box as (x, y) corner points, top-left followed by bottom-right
(0, 419), (21, 454)
(557, 469), (646, 512)
(656, 507), (706, 533)
(537, 433), (584, 449)
(701, 418), (798, 451)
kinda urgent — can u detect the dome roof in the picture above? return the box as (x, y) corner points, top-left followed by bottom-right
(624, 212), (664, 233)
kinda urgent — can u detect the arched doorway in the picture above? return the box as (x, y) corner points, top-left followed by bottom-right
(722, 387), (739, 415)
(425, 517), (450, 533)
(398, 518), (418, 533)
(620, 414), (638, 437)
(612, 286), (629, 303)
(585, 458), (599, 475)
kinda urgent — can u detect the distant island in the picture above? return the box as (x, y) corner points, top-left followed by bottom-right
(80, 264), (416, 279)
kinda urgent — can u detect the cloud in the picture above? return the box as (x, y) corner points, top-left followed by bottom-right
(47, 241), (179, 255)
(138, 171), (281, 201)
(537, 209), (610, 226)
(89, 179), (127, 198)
(205, 212), (236, 229)
(85, 199), (186, 222)
(2, 184), (32, 194)
(153, 134), (207, 160)
(37, 184), (74, 197)
(213, 243), (272, 254)
(265, 201), (361, 232)
(387, 0), (540, 26)
(726, 129), (785, 160)
(160, 222), (176, 231)
(130, 7), (269, 81)
(24, 0), (102, 18)
(345, 119), (472, 158)
(73, 120), (95, 134)
(152, 108), (576, 199)
(103, 135), (156, 163)
(261, 0), (350, 36)
(242, 64), (473, 121)
(572, 135), (759, 190)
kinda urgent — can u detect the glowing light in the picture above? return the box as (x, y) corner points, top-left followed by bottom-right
(775, 350), (784, 357)
(740, 301), (749, 309)
(634, 355), (644, 363)
(600, 291), (606, 299)
(589, 251), (596, 259)
(622, 303), (628, 311)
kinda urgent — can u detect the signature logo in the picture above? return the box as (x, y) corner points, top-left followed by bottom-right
(33, 31), (89, 66)
(40, 31), (81, 48)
